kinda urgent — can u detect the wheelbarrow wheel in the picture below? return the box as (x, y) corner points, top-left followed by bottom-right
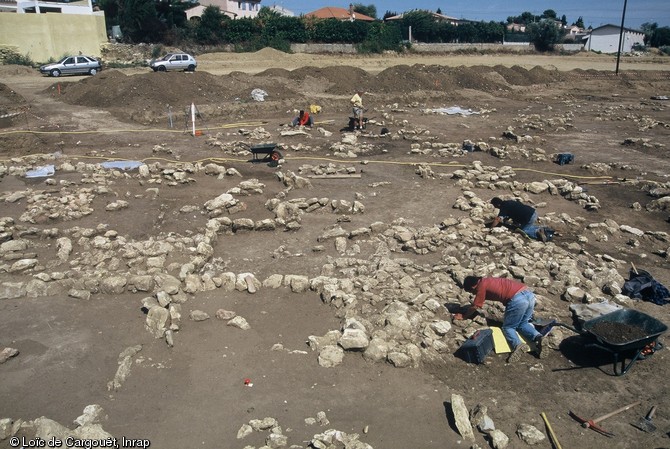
(270, 150), (282, 161)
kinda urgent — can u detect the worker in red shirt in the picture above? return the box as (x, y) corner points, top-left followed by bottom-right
(454, 276), (547, 363)
(291, 110), (313, 128)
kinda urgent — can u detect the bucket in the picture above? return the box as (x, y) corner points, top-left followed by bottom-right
(194, 130), (203, 137)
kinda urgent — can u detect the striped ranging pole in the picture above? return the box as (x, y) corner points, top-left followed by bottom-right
(615, 0), (628, 75)
(191, 103), (196, 136)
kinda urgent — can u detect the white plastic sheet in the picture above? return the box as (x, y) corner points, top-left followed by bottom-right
(251, 89), (268, 102)
(422, 106), (480, 116)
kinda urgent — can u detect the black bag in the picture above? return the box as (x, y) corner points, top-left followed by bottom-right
(555, 153), (574, 165)
(622, 269), (670, 305)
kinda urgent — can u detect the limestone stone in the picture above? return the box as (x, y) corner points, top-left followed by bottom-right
(526, 181), (549, 194)
(68, 289), (91, 300)
(146, 305), (169, 337)
(249, 417), (277, 431)
(99, 275), (127, 294)
(156, 291), (171, 307)
(451, 394), (475, 441)
(266, 433), (288, 448)
(387, 351), (411, 368)
(489, 429), (509, 449)
(516, 423), (546, 445)
(56, 237), (72, 261)
(227, 316), (250, 330)
(430, 320), (452, 335)
(74, 405), (105, 427)
(286, 275), (309, 293)
(338, 328), (369, 350)
(34, 417), (72, 441)
(263, 274), (283, 288)
(205, 193), (235, 210)
(0, 418), (13, 439)
(0, 347), (19, 364)
(189, 310), (210, 321)
(0, 239), (28, 252)
(620, 224), (644, 237)
(318, 345), (344, 367)
(154, 273), (182, 295)
(308, 331), (341, 352)
(237, 424), (253, 439)
(9, 258), (38, 273)
(216, 309), (236, 320)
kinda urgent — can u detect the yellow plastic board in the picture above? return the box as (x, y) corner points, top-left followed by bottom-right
(490, 327), (532, 354)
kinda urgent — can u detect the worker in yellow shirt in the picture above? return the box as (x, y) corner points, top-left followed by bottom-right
(350, 90), (364, 130)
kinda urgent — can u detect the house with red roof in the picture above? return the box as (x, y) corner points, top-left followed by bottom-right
(305, 4), (375, 21)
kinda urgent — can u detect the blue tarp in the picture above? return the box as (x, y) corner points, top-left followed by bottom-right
(25, 165), (55, 178)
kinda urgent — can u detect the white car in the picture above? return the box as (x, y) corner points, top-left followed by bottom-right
(150, 53), (197, 72)
(39, 55), (102, 77)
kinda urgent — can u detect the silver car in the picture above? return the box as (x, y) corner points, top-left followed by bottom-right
(150, 53), (197, 72)
(39, 55), (102, 77)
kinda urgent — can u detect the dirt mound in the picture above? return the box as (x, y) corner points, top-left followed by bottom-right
(0, 64), (38, 77)
(0, 82), (28, 128)
(256, 68), (293, 78)
(374, 64), (445, 94)
(48, 69), (299, 124)
(319, 65), (372, 94)
(38, 64), (595, 124)
(0, 82), (27, 107)
(252, 47), (292, 61)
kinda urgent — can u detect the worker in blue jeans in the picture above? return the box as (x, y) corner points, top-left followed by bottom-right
(454, 276), (548, 362)
(489, 197), (553, 242)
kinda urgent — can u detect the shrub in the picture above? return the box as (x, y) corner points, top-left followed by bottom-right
(527, 20), (561, 51)
(151, 44), (164, 58)
(3, 52), (34, 66)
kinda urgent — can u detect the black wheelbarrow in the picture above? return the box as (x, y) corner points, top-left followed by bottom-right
(247, 143), (283, 167)
(538, 309), (667, 376)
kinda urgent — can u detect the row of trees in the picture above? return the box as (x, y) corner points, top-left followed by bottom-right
(97, 0), (670, 53)
(506, 9), (584, 29)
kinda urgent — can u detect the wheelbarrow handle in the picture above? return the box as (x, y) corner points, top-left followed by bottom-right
(538, 320), (579, 335)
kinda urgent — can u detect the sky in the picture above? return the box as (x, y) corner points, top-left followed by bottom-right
(274, 0), (670, 29)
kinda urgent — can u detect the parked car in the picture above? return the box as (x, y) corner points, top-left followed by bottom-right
(150, 53), (197, 72)
(39, 55), (102, 77)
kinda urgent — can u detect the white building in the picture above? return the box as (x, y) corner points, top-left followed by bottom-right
(0, 0), (98, 14)
(584, 24), (645, 53)
(186, 0), (261, 20)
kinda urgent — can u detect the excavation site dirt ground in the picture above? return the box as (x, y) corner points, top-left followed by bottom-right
(1, 49), (670, 449)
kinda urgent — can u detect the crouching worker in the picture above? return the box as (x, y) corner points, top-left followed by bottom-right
(454, 276), (547, 363)
(291, 110), (313, 128)
(489, 197), (554, 242)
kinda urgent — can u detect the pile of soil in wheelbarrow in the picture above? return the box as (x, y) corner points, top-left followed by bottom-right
(590, 321), (649, 344)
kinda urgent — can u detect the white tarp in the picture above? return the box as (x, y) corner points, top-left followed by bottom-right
(422, 106), (480, 116)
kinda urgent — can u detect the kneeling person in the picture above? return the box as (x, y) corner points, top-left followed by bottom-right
(454, 276), (548, 362)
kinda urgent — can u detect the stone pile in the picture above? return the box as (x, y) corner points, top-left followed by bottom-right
(1, 155), (667, 372)
(236, 413), (373, 449)
(451, 393), (545, 448)
(0, 405), (113, 444)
